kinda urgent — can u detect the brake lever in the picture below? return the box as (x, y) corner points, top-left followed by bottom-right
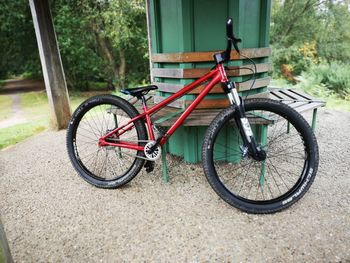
(233, 41), (240, 54)
(232, 37), (241, 54)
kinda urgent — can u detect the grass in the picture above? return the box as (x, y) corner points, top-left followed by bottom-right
(20, 91), (50, 119)
(0, 119), (48, 149)
(0, 95), (12, 121)
(321, 96), (350, 111)
(0, 91), (110, 150)
(0, 247), (4, 263)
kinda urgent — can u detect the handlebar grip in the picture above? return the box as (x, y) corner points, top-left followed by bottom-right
(226, 18), (241, 53)
(226, 18), (234, 39)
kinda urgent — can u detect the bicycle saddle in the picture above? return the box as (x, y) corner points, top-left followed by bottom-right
(121, 85), (158, 97)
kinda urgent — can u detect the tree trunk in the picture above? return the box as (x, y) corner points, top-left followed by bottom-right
(118, 49), (126, 89)
(92, 25), (119, 85)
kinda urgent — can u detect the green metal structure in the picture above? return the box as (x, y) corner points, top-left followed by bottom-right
(147, 0), (272, 163)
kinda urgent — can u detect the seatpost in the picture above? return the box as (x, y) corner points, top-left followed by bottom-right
(139, 95), (156, 141)
(138, 95), (147, 107)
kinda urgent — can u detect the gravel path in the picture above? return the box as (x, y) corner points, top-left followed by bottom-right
(0, 94), (27, 129)
(0, 108), (349, 262)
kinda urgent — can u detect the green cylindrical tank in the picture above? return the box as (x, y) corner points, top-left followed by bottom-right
(147, 0), (272, 163)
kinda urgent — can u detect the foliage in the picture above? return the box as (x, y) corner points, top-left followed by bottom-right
(53, 4), (105, 90)
(316, 1), (350, 62)
(271, 0), (320, 47)
(271, 0), (350, 97)
(271, 44), (315, 80)
(0, 0), (149, 90)
(296, 61), (350, 98)
(52, 0), (149, 90)
(0, 1), (41, 79)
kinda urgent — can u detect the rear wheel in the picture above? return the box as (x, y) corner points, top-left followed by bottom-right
(66, 95), (147, 188)
(202, 99), (319, 213)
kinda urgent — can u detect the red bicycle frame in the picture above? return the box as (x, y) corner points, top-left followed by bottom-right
(98, 64), (229, 151)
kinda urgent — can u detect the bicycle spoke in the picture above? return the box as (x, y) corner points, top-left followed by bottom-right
(72, 100), (144, 182)
(211, 106), (310, 204)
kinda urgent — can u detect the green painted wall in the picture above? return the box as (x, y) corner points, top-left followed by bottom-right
(148, 0), (272, 163)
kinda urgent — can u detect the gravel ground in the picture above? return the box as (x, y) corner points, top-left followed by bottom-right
(0, 108), (349, 262)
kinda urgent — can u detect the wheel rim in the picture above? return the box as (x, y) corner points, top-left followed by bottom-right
(211, 107), (310, 204)
(72, 102), (140, 181)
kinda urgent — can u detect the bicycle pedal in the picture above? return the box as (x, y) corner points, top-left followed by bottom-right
(144, 161), (155, 173)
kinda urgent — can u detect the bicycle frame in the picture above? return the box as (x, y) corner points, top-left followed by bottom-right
(98, 64), (229, 151)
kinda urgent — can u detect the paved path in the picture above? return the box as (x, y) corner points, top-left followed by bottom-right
(0, 94), (27, 129)
(0, 79), (45, 129)
(0, 79), (44, 95)
(0, 108), (349, 262)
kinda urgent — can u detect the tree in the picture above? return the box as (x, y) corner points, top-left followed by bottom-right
(53, 0), (149, 90)
(0, 1), (41, 79)
(0, 0), (149, 91)
(270, 0), (350, 79)
(316, 0), (350, 62)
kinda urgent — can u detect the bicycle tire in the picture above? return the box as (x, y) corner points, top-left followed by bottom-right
(202, 98), (319, 213)
(67, 94), (147, 188)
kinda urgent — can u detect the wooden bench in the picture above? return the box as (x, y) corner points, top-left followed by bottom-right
(132, 88), (325, 182)
(150, 87), (325, 130)
(268, 87), (326, 131)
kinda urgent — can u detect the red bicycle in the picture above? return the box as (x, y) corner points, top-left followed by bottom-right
(67, 19), (319, 213)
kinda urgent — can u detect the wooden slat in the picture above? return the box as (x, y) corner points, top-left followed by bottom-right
(182, 110), (220, 126)
(186, 99), (229, 109)
(152, 108), (274, 127)
(269, 89), (316, 108)
(153, 96), (230, 110)
(237, 77), (271, 91)
(151, 63), (271, 79)
(152, 108), (222, 126)
(152, 68), (184, 78)
(268, 88), (326, 112)
(287, 89), (314, 100)
(269, 88), (325, 103)
(151, 47), (271, 63)
(292, 102), (326, 113)
(151, 88), (325, 126)
(153, 77), (270, 94)
(154, 83), (184, 93)
(189, 84), (224, 94)
(153, 95), (185, 108)
(269, 90), (296, 105)
(237, 63), (271, 76)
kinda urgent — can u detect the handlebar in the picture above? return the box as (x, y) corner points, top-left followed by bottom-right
(226, 18), (241, 56)
(214, 18), (241, 64)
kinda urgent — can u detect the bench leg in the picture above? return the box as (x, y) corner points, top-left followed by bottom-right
(311, 108), (318, 132)
(161, 144), (169, 183)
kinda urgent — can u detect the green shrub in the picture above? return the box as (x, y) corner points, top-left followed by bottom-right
(271, 44), (316, 80)
(297, 61), (350, 98)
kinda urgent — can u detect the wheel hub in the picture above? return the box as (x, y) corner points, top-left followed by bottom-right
(144, 141), (162, 161)
(252, 148), (267, 161)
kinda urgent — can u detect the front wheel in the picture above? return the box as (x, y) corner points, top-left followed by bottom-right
(202, 98), (319, 214)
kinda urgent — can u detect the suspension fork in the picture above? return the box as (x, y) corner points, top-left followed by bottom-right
(224, 81), (266, 161)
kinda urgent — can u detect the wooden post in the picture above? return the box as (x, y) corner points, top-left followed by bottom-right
(29, 0), (71, 130)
